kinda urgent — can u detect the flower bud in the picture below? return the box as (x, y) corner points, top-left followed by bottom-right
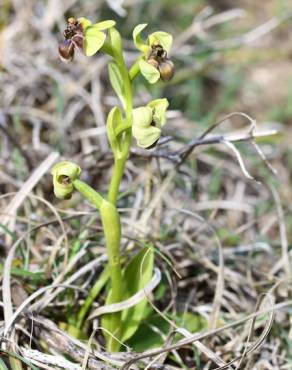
(158, 59), (175, 81)
(51, 161), (81, 199)
(132, 99), (169, 149)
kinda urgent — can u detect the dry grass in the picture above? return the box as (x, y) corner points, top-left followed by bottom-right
(0, 0), (291, 369)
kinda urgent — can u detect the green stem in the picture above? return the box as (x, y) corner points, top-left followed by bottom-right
(73, 179), (104, 209)
(73, 179), (123, 351)
(108, 28), (133, 205)
(108, 158), (127, 204)
(99, 200), (123, 351)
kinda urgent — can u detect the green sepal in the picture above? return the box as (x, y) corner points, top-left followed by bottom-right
(132, 107), (153, 127)
(133, 23), (149, 53)
(78, 18), (115, 31)
(84, 26), (106, 56)
(134, 125), (161, 149)
(93, 20), (116, 30)
(139, 59), (160, 84)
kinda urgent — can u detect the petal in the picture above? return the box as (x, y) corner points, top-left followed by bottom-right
(132, 107), (153, 128)
(133, 23), (149, 53)
(78, 17), (92, 30)
(93, 20), (116, 30)
(148, 31), (173, 53)
(84, 27), (106, 56)
(148, 98), (169, 126)
(139, 59), (160, 84)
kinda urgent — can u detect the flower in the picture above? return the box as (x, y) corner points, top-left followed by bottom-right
(132, 99), (169, 149)
(132, 24), (174, 84)
(58, 17), (115, 62)
(51, 161), (81, 199)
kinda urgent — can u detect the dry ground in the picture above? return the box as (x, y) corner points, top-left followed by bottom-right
(0, 0), (291, 369)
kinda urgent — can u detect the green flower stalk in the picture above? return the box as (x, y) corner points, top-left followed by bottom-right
(52, 16), (174, 352)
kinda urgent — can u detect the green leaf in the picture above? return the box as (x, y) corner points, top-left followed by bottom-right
(126, 313), (169, 351)
(84, 27), (106, 56)
(120, 247), (154, 341)
(139, 59), (160, 84)
(108, 61), (126, 109)
(133, 23), (149, 53)
(93, 20), (116, 30)
(0, 357), (9, 370)
(148, 31), (173, 53)
(177, 312), (207, 333)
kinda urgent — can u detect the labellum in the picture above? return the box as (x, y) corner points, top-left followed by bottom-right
(146, 44), (175, 82)
(58, 39), (75, 63)
(158, 59), (175, 81)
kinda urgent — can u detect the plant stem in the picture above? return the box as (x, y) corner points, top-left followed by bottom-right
(108, 158), (126, 204)
(73, 179), (123, 350)
(107, 34), (133, 205)
(99, 200), (123, 351)
(73, 179), (104, 209)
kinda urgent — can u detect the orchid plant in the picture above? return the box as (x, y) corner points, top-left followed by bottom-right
(52, 17), (174, 351)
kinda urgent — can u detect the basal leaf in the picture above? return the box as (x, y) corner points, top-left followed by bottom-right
(120, 247), (154, 341)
